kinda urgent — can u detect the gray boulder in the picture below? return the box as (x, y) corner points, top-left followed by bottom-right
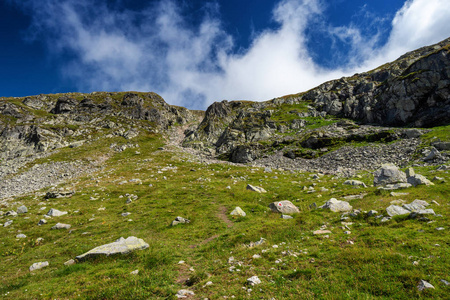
(17, 205), (28, 214)
(75, 236), (149, 261)
(51, 223), (71, 230)
(424, 147), (440, 161)
(373, 164), (407, 186)
(46, 208), (68, 217)
(29, 261), (49, 271)
(343, 180), (367, 188)
(417, 280), (435, 291)
(320, 198), (352, 212)
(246, 184), (267, 193)
(230, 207), (246, 217)
(171, 216), (190, 226)
(386, 205), (410, 217)
(407, 174), (434, 187)
(269, 200), (300, 214)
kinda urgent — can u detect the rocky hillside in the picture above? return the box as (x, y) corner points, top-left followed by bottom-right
(0, 39), (449, 300)
(183, 37), (450, 166)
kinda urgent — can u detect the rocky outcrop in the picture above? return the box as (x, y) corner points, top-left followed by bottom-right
(182, 38), (449, 164)
(303, 38), (450, 127)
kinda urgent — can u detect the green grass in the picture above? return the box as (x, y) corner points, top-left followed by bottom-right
(1, 130), (449, 299)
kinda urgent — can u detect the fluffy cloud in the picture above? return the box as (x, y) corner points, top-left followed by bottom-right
(10, 0), (450, 109)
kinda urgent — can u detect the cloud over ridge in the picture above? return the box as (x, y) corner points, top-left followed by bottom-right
(11, 0), (450, 109)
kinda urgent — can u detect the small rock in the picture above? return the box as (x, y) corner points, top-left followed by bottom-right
(367, 210), (378, 217)
(16, 234), (27, 239)
(46, 208), (68, 217)
(440, 279), (449, 286)
(75, 236), (149, 261)
(320, 198), (352, 212)
(17, 205), (28, 214)
(281, 214), (293, 219)
(30, 261), (49, 271)
(51, 223), (71, 230)
(386, 205), (410, 217)
(64, 259), (75, 266)
(38, 219), (47, 226)
(230, 207), (246, 217)
(417, 279), (434, 291)
(130, 270), (139, 275)
(176, 289), (195, 298)
(313, 230), (332, 235)
(343, 180), (367, 188)
(246, 184), (266, 193)
(4, 220), (13, 227)
(252, 254), (261, 259)
(381, 217), (391, 223)
(247, 276), (261, 286)
(171, 216), (190, 226)
(121, 212), (131, 217)
(436, 227), (445, 231)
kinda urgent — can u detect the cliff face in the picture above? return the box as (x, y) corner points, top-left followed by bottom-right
(305, 37), (450, 127)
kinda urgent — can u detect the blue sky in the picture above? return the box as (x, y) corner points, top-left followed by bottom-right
(2, 0), (450, 109)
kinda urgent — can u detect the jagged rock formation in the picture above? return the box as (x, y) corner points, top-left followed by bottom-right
(0, 91), (197, 172)
(183, 37), (450, 165)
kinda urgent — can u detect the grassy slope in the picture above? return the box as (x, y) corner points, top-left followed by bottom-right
(0, 129), (449, 299)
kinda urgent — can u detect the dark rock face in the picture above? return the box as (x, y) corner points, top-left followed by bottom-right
(303, 38), (450, 127)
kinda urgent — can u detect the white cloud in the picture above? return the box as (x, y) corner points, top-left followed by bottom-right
(10, 0), (450, 109)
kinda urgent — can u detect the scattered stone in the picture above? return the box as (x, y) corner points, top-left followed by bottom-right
(373, 164), (407, 186)
(51, 223), (71, 230)
(230, 207), (246, 217)
(245, 238), (266, 248)
(381, 217), (391, 222)
(367, 210), (378, 217)
(436, 165), (450, 171)
(121, 212), (131, 217)
(378, 183), (412, 190)
(4, 220), (13, 227)
(46, 208), (68, 217)
(281, 214), (293, 219)
(252, 254), (261, 259)
(405, 167), (415, 177)
(45, 188), (75, 199)
(432, 176), (445, 183)
(320, 198), (352, 212)
(313, 230), (332, 235)
(417, 280), (434, 291)
(424, 147), (440, 161)
(30, 261), (49, 271)
(246, 184), (266, 193)
(16, 234), (27, 238)
(407, 174), (434, 187)
(5, 211), (17, 217)
(390, 192), (409, 197)
(440, 279), (449, 286)
(431, 200), (440, 206)
(264, 167), (272, 173)
(171, 216), (190, 226)
(386, 205), (410, 217)
(17, 205), (28, 214)
(176, 289), (195, 298)
(64, 259), (75, 266)
(343, 180), (367, 188)
(247, 276), (261, 286)
(38, 219), (47, 226)
(269, 200), (300, 214)
(436, 227), (445, 231)
(35, 237), (44, 245)
(75, 236), (149, 261)
(130, 270), (139, 275)
(343, 194), (366, 200)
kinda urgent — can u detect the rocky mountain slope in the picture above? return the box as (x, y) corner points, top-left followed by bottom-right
(183, 37), (450, 166)
(0, 37), (449, 300)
